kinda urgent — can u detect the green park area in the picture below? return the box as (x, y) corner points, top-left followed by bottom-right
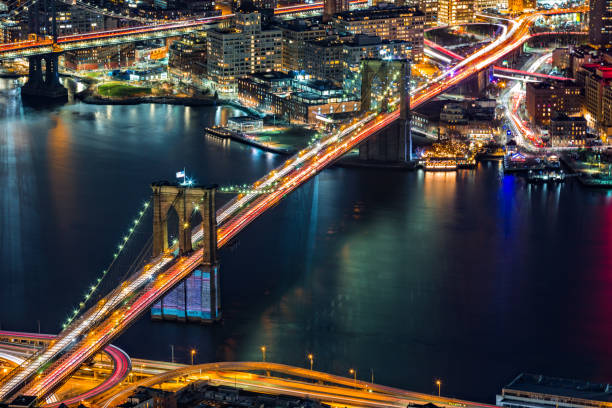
(97, 82), (152, 98)
(248, 125), (319, 151)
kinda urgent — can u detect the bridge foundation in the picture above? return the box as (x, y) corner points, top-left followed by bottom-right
(21, 53), (68, 103)
(150, 182), (221, 323)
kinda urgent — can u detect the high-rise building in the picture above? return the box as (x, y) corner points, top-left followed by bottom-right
(324, 0), (349, 22)
(589, 0), (612, 46)
(333, 6), (425, 61)
(277, 19), (328, 72)
(438, 0), (474, 25)
(169, 32), (208, 79)
(474, 0), (497, 11)
(418, 0), (438, 26)
(304, 34), (410, 85)
(525, 79), (582, 125)
(206, 9), (282, 94)
(508, 0), (534, 13)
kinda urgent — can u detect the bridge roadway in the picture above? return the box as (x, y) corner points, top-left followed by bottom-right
(0, 7), (585, 403)
(0, 0), (367, 60)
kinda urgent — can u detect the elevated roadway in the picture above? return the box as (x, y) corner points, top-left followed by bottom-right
(0, 0), (367, 60)
(0, 331), (131, 407)
(97, 362), (500, 408)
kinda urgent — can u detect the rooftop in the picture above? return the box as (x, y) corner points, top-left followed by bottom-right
(250, 71), (293, 82)
(503, 373), (612, 403)
(551, 112), (586, 122)
(527, 79), (580, 89)
(275, 18), (326, 32)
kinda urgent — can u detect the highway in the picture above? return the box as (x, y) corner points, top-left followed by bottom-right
(0, 7), (585, 403)
(0, 331), (131, 407)
(502, 51), (553, 150)
(97, 362), (500, 408)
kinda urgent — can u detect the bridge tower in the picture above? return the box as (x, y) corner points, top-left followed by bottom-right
(150, 181), (221, 323)
(21, 0), (68, 103)
(359, 58), (412, 162)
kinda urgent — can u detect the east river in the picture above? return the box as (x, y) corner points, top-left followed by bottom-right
(0, 78), (611, 403)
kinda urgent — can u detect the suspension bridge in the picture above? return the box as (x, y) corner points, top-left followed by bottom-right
(0, 5), (587, 405)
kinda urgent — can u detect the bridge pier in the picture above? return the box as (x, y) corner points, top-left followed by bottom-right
(151, 182), (221, 323)
(21, 53), (68, 103)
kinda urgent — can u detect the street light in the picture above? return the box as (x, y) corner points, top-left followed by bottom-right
(307, 354), (313, 370)
(191, 349), (196, 365)
(349, 368), (356, 384)
(261, 346), (266, 362)
(436, 379), (441, 396)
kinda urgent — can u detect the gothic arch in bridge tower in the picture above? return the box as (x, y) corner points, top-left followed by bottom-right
(150, 181), (221, 323)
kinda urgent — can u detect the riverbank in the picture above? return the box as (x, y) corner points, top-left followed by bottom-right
(77, 88), (219, 106)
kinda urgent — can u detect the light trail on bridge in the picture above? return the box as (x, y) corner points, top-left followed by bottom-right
(0, 331), (131, 407)
(0, 7), (586, 404)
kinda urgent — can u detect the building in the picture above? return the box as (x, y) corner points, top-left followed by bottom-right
(508, 0), (534, 13)
(569, 45), (601, 81)
(589, 0), (612, 46)
(129, 66), (168, 81)
(525, 80), (582, 125)
(439, 98), (500, 140)
(324, 0), (348, 22)
(304, 34), (409, 88)
(206, 8), (282, 94)
(552, 48), (570, 71)
(549, 113), (589, 146)
(304, 37), (345, 83)
(277, 19), (328, 72)
(134, 41), (168, 63)
(580, 63), (612, 132)
(169, 32), (208, 80)
(237, 71), (360, 123)
(120, 387), (176, 408)
(0, 20), (23, 43)
(175, 382), (331, 408)
(37, 7), (106, 36)
(497, 373), (612, 408)
(332, 6), (425, 61)
(438, 0), (474, 25)
(474, 0), (498, 11)
(418, 0), (438, 26)
(63, 43), (136, 71)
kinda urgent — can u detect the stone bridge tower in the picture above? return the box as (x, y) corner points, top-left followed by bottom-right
(359, 58), (412, 163)
(150, 181), (221, 323)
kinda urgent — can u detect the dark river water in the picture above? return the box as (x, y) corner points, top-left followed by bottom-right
(0, 78), (611, 403)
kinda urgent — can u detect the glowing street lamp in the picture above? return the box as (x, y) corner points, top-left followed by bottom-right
(190, 349), (196, 365)
(307, 354), (313, 370)
(436, 379), (441, 396)
(260, 346), (266, 362)
(349, 368), (356, 384)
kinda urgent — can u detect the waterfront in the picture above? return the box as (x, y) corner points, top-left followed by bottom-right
(1, 80), (611, 403)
